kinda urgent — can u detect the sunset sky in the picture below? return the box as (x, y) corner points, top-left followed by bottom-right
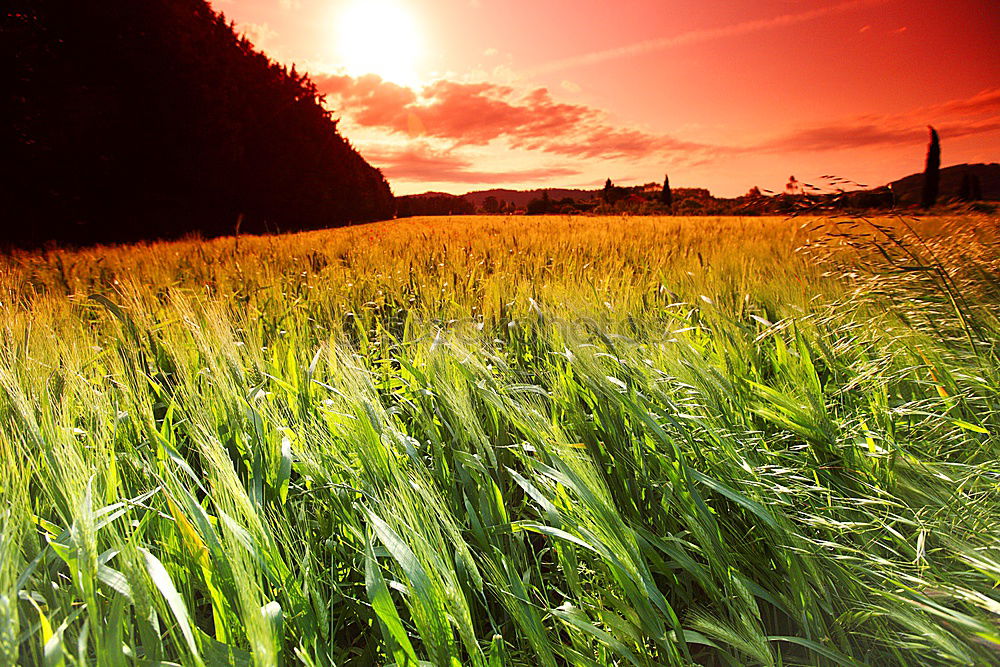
(220, 0), (999, 196)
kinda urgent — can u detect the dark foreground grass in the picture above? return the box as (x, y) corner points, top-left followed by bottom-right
(0, 215), (998, 665)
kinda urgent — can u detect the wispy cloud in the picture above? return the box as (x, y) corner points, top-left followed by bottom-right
(529, 0), (889, 75)
(761, 87), (1000, 152)
(365, 144), (582, 183)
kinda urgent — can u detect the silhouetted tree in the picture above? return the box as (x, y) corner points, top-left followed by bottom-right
(557, 197), (577, 213)
(603, 178), (613, 203)
(785, 175), (800, 195)
(660, 173), (672, 210)
(481, 196), (500, 214)
(920, 126), (940, 209)
(2, 0), (394, 245)
(526, 191), (552, 215)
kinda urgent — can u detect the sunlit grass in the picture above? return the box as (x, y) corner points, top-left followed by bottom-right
(1, 215), (998, 665)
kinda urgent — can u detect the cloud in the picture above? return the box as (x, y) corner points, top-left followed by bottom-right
(320, 75), (594, 145)
(316, 73), (710, 161)
(765, 119), (1000, 153)
(529, 0), (889, 75)
(931, 87), (1000, 116)
(321, 74), (419, 128)
(761, 88), (1000, 152)
(532, 126), (707, 162)
(315, 75), (998, 189)
(365, 144), (582, 183)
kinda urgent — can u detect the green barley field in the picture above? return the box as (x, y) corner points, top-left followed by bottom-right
(1, 214), (998, 666)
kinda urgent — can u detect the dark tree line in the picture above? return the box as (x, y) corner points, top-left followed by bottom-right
(2, 0), (394, 245)
(395, 193), (474, 217)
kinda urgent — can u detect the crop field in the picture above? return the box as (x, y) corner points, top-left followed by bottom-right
(1, 214), (998, 666)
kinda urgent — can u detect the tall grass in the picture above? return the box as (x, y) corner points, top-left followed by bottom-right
(1, 215), (998, 665)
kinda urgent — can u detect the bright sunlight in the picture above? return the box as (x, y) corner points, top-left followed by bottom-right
(336, 0), (423, 86)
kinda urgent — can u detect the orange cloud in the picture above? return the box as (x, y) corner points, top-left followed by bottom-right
(317, 73), (710, 161)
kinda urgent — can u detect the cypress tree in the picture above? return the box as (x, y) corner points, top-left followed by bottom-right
(920, 126), (940, 209)
(660, 173), (672, 210)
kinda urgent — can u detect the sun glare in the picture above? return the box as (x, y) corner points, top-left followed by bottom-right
(336, 0), (423, 87)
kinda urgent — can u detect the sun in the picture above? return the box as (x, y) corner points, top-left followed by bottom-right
(336, 0), (423, 87)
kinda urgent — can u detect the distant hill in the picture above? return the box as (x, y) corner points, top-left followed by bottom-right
(3, 0), (394, 244)
(464, 188), (598, 209)
(889, 163), (1000, 205)
(401, 164), (1000, 218)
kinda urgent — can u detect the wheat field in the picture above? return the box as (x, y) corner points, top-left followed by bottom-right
(1, 215), (998, 665)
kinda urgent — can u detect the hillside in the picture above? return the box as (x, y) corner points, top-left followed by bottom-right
(2, 0), (394, 244)
(889, 163), (1000, 204)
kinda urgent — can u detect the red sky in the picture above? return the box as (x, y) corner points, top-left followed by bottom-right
(219, 0), (999, 196)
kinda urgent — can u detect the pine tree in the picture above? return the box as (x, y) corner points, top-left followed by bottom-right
(3, 0), (394, 244)
(920, 126), (940, 209)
